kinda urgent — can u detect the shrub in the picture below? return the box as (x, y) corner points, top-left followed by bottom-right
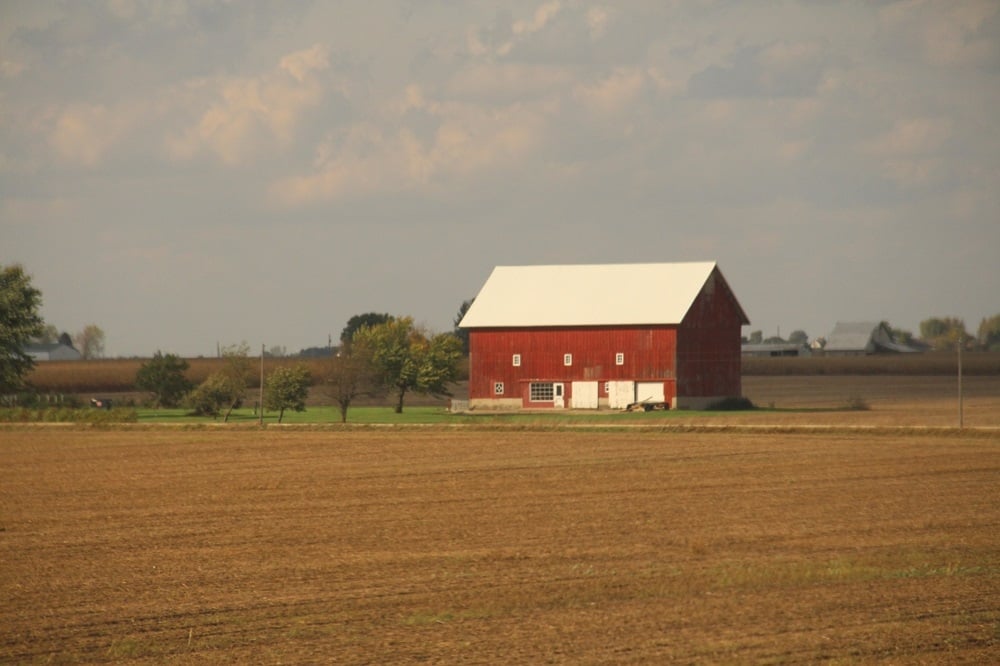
(844, 395), (871, 411)
(707, 396), (757, 411)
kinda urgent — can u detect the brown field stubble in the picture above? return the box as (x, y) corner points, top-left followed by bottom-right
(1, 428), (998, 663)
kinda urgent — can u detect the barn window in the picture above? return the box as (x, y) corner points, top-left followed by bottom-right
(603, 381), (609, 394)
(615, 352), (624, 365)
(494, 382), (504, 395)
(530, 382), (554, 402)
(563, 353), (573, 366)
(512, 353), (521, 367)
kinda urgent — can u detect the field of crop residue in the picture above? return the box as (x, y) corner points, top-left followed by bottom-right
(2, 427), (998, 663)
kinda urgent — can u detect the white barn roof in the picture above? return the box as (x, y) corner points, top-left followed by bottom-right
(460, 261), (737, 328)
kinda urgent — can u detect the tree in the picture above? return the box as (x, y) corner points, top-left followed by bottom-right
(788, 330), (808, 345)
(37, 324), (59, 344)
(135, 351), (192, 408)
(920, 317), (969, 350)
(264, 364), (310, 423)
(340, 313), (393, 347)
(188, 342), (253, 421)
(323, 346), (380, 423)
(58, 332), (74, 348)
(186, 372), (232, 418)
(748, 330), (763, 344)
(218, 342), (251, 422)
(0, 264), (45, 393)
(882, 321), (915, 346)
(977, 314), (1000, 351)
(453, 298), (474, 354)
(352, 316), (463, 413)
(73, 324), (105, 359)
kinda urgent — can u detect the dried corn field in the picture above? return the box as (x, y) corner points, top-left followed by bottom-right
(2, 424), (998, 664)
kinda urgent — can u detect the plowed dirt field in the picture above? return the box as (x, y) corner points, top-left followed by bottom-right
(2, 427), (998, 664)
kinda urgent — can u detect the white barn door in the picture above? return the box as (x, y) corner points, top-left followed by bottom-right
(608, 381), (635, 409)
(635, 381), (665, 404)
(571, 381), (599, 409)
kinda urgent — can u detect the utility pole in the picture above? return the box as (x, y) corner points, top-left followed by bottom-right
(957, 336), (963, 429)
(259, 343), (265, 427)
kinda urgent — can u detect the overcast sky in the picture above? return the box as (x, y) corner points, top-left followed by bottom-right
(2, 1), (998, 357)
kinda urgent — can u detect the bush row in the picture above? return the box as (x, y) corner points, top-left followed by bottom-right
(0, 407), (139, 423)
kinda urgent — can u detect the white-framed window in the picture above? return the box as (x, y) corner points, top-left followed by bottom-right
(494, 382), (504, 395)
(615, 352), (625, 366)
(603, 381), (610, 394)
(563, 353), (573, 366)
(530, 382), (554, 402)
(512, 353), (521, 367)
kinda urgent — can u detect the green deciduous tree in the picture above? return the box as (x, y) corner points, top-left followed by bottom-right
(453, 298), (474, 354)
(186, 373), (232, 418)
(323, 346), (380, 423)
(187, 343), (252, 421)
(977, 314), (1000, 351)
(340, 313), (393, 347)
(218, 342), (252, 422)
(264, 364), (311, 423)
(920, 317), (969, 350)
(787, 330), (808, 345)
(0, 264), (45, 393)
(352, 316), (463, 413)
(135, 351), (192, 407)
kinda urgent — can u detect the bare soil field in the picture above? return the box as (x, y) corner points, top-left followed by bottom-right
(1, 426), (998, 664)
(734, 375), (1000, 428)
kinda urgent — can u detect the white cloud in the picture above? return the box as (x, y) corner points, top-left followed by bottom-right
(879, 0), (999, 66)
(868, 117), (951, 157)
(513, 1), (562, 36)
(585, 7), (611, 40)
(573, 68), (645, 116)
(48, 102), (135, 166)
(166, 45), (330, 165)
(270, 90), (552, 206)
(446, 62), (573, 102)
(865, 117), (952, 187)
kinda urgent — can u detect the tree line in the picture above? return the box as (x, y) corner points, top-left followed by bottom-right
(135, 315), (463, 422)
(742, 317), (1000, 352)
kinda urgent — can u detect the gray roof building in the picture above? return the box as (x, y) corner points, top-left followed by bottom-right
(824, 322), (919, 355)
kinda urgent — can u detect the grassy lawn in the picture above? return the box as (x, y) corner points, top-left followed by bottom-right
(134, 405), (738, 425)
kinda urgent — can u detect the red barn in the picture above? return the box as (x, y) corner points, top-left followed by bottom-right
(459, 262), (749, 410)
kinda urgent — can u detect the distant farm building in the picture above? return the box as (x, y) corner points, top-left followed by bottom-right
(824, 322), (920, 355)
(742, 342), (811, 357)
(23, 343), (82, 361)
(459, 262), (749, 410)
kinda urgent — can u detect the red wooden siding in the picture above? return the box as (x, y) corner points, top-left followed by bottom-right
(676, 268), (744, 399)
(468, 326), (678, 402)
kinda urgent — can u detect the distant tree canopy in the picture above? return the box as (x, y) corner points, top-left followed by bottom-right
(264, 364), (310, 423)
(977, 314), (1000, 351)
(748, 330), (763, 344)
(188, 343), (251, 421)
(882, 321), (915, 346)
(787, 330), (808, 345)
(341, 313), (393, 347)
(352, 316), (463, 413)
(323, 345), (380, 423)
(0, 264), (44, 392)
(135, 351), (192, 408)
(920, 317), (969, 350)
(453, 298), (474, 354)
(73, 324), (105, 359)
